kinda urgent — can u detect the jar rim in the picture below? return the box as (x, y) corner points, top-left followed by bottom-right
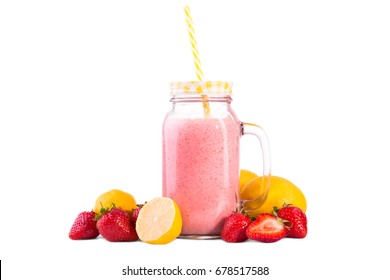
(170, 81), (232, 95)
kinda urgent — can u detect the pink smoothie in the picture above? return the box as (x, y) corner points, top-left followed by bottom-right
(163, 115), (240, 235)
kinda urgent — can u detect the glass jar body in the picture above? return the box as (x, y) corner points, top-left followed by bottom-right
(162, 95), (241, 238)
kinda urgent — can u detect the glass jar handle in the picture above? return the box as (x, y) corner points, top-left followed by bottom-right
(240, 122), (271, 214)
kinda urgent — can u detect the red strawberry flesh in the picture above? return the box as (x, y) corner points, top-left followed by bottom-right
(246, 213), (287, 243)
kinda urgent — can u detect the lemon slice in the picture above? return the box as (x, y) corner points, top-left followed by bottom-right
(136, 197), (182, 244)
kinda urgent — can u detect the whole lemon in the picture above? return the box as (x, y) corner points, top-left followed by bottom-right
(239, 169), (258, 192)
(94, 189), (137, 214)
(241, 175), (307, 218)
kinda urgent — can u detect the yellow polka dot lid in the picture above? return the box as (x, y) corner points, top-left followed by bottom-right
(170, 81), (233, 95)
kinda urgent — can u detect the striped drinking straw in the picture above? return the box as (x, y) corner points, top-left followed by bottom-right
(183, 5), (210, 115)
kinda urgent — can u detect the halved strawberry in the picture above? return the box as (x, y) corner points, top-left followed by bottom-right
(246, 213), (287, 243)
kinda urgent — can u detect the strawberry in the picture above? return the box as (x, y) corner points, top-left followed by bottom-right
(130, 204), (144, 224)
(69, 211), (99, 240)
(221, 212), (252, 242)
(96, 207), (138, 242)
(246, 213), (287, 243)
(275, 205), (307, 238)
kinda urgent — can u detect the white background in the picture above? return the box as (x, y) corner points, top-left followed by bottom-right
(1, 0), (389, 279)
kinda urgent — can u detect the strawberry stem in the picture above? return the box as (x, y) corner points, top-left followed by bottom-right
(94, 202), (116, 221)
(272, 208), (292, 230)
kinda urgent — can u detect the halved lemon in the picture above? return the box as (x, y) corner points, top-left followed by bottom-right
(136, 197), (182, 244)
